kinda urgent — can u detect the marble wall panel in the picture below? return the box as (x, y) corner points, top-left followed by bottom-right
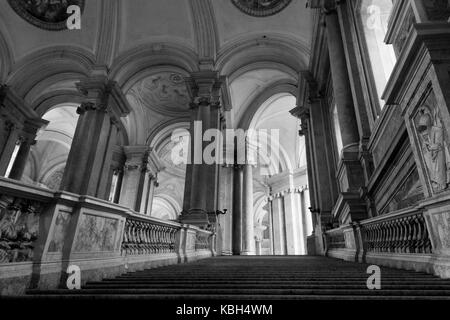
(73, 213), (119, 253)
(47, 210), (71, 253)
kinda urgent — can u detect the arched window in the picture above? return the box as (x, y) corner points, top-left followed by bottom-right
(359, 0), (396, 109)
(333, 104), (343, 158)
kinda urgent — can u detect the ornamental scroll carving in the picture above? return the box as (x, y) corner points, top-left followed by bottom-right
(415, 90), (450, 193)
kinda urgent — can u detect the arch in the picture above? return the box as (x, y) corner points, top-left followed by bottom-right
(253, 193), (269, 225)
(148, 120), (190, 148)
(238, 81), (298, 130)
(109, 43), (199, 88)
(32, 91), (85, 116)
(0, 23), (13, 83)
(228, 61), (298, 84)
(216, 33), (309, 77)
(253, 130), (293, 174)
(152, 194), (182, 221)
(6, 46), (95, 100)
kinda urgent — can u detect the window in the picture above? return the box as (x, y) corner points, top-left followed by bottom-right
(333, 105), (344, 158)
(108, 170), (120, 203)
(359, 0), (396, 108)
(5, 141), (21, 178)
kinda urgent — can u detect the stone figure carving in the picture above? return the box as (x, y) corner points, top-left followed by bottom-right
(0, 199), (40, 263)
(416, 98), (450, 192)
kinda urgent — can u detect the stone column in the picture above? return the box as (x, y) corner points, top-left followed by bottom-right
(9, 118), (48, 180)
(141, 150), (163, 215)
(119, 146), (163, 214)
(324, 9), (360, 151)
(232, 165), (243, 255)
(181, 71), (229, 226)
(60, 73), (131, 199)
(324, 7), (366, 200)
(303, 189), (313, 237)
(283, 190), (301, 255)
(188, 99), (210, 220)
(266, 200), (274, 255)
(119, 146), (149, 211)
(271, 195), (286, 255)
(241, 163), (255, 255)
(145, 174), (157, 215)
(218, 164), (233, 255)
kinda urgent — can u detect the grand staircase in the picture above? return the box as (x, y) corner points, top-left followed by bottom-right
(28, 256), (450, 300)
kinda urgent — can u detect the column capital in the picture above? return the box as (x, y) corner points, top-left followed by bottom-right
(20, 117), (49, 143)
(123, 146), (165, 175)
(185, 71), (231, 111)
(290, 105), (310, 121)
(0, 85), (41, 125)
(76, 75), (131, 121)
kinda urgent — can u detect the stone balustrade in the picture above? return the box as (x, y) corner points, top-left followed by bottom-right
(361, 211), (432, 254)
(122, 215), (179, 256)
(0, 177), (216, 295)
(324, 206), (443, 276)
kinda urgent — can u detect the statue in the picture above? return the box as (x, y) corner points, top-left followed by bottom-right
(417, 104), (450, 192)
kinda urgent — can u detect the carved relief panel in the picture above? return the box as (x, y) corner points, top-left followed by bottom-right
(411, 89), (450, 195)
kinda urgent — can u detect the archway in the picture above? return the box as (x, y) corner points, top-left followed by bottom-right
(22, 105), (78, 190)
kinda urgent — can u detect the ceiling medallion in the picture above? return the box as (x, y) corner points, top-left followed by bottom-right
(127, 72), (190, 117)
(231, 0), (293, 17)
(7, 0), (85, 31)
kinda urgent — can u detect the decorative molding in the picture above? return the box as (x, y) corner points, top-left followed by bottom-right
(216, 33), (310, 76)
(76, 72), (131, 121)
(95, 0), (120, 65)
(189, 0), (218, 68)
(7, 0), (85, 31)
(185, 71), (228, 111)
(231, 0), (293, 17)
(126, 71), (190, 117)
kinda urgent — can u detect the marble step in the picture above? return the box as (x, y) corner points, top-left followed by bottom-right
(28, 288), (450, 296)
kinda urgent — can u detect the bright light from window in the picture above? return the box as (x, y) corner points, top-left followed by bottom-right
(108, 171), (119, 203)
(333, 105), (343, 158)
(5, 141), (21, 178)
(360, 0), (396, 109)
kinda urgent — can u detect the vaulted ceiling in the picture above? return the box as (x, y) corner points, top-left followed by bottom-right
(1, 0), (314, 206)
